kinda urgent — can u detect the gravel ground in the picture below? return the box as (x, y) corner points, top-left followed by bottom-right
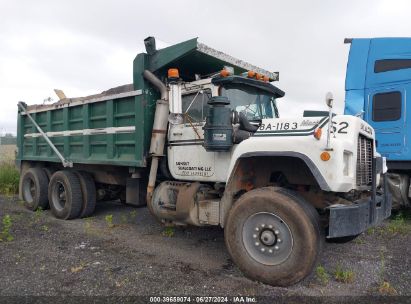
(0, 195), (410, 300)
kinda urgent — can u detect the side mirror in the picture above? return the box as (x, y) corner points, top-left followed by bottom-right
(325, 92), (334, 108)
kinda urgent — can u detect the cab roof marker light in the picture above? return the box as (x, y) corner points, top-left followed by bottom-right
(220, 66), (234, 77)
(220, 70), (230, 77)
(168, 68), (179, 80)
(247, 71), (256, 78)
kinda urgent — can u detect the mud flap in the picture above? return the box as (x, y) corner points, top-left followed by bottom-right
(126, 178), (145, 207)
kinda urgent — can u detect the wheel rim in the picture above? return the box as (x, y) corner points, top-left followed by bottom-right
(52, 181), (67, 211)
(242, 212), (293, 266)
(23, 177), (36, 203)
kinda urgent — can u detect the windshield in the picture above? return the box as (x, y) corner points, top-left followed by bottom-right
(220, 85), (279, 120)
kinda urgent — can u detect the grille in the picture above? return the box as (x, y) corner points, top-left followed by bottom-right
(356, 135), (373, 186)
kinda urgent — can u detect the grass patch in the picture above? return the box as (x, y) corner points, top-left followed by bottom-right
(334, 265), (355, 283)
(71, 261), (86, 273)
(366, 210), (411, 236)
(130, 210), (137, 219)
(353, 237), (366, 244)
(34, 207), (44, 223)
(162, 227), (175, 237)
(386, 211), (411, 235)
(0, 163), (19, 195)
(378, 281), (397, 295)
(105, 214), (115, 228)
(41, 225), (49, 232)
(315, 265), (329, 285)
(377, 249), (397, 295)
(84, 218), (100, 236)
(0, 214), (14, 242)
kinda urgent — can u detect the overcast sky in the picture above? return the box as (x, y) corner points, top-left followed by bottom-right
(1, 0), (411, 135)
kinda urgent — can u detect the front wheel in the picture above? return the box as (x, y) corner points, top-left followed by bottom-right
(225, 187), (322, 286)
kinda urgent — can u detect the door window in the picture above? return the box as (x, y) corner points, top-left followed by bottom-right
(372, 91), (402, 122)
(182, 89), (212, 122)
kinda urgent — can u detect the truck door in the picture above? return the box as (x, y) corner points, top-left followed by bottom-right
(168, 87), (229, 182)
(366, 86), (406, 156)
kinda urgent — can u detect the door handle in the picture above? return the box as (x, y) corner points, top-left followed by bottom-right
(173, 132), (183, 136)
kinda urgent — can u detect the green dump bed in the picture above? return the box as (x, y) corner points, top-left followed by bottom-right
(17, 89), (154, 167)
(16, 37), (278, 169)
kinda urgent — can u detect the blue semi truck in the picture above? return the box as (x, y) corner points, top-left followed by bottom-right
(344, 37), (411, 208)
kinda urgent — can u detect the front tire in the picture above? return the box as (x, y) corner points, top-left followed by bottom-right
(225, 187), (322, 286)
(48, 171), (83, 220)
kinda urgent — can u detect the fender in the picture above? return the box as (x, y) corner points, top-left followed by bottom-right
(219, 151), (331, 226)
(234, 151), (331, 191)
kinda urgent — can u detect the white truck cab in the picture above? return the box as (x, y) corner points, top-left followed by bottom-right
(167, 73), (378, 192)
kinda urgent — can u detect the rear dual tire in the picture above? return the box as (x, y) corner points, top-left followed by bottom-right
(20, 168), (49, 211)
(48, 171), (83, 220)
(74, 171), (96, 218)
(21, 167), (97, 219)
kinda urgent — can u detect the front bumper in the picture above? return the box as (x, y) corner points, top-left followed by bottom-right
(327, 157), (392, 238)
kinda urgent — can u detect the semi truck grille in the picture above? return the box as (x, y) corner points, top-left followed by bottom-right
(356, 135), (373, 187)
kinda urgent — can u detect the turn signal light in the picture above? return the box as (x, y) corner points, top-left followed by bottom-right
(220, 69), (231, 77)
(168, 68), (179, 79)
(320, 151), (331, 161)
(313, 128), (322, 140)
(263, 75), (269, 82)
(247, 71), (256, 78)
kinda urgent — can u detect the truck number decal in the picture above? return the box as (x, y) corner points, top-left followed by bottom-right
(332, 121), (349, 134)
(259, 122), (298, 131)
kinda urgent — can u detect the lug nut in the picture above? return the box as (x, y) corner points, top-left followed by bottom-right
(253, 234), (257, 239)
(274, 230), (279, 235)
(277, 239), (282, 243)
(261, 248), (265, 252)
(255, 227), (260, 231)
(269, 249), (273, 253)
(274, 245), (279, 250)
(268, 225), (273, 229)
(261, 224), (265, 228)
(255, 242), (260, 246)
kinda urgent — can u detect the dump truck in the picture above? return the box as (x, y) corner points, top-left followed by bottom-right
(16, 37), (391, 286)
